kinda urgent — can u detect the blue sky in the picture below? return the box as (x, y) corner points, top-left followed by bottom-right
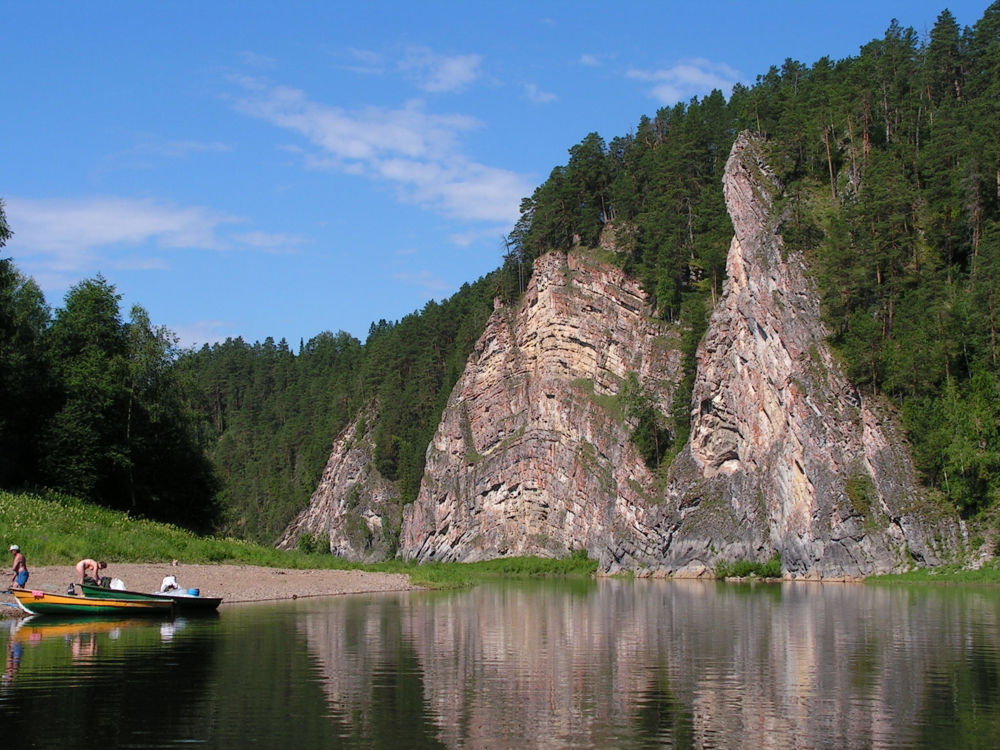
(1, 1), (991, 348)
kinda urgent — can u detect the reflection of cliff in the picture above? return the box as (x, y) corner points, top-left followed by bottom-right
(300, 597), (446, 748)
(300, 584), (1000, 749)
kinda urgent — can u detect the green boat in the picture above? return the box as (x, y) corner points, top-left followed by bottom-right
(78, 583), (222, 612)
(12, 588), (174, 616)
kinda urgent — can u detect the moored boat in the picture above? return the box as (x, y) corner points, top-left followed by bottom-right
(12, 588), (174, 616)
(78, 583), (222, 612)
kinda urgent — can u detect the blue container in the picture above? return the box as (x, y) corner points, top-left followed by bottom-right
(187, 588), (200, 597)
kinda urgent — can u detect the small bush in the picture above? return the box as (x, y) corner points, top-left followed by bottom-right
(715, 554), (782, 579)
(298, 532), (326, 555)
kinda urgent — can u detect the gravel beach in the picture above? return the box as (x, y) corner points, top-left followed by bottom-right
(2, 562), (416, 616)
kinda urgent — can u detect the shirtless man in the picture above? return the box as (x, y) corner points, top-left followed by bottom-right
(9, 545), (28, 589)
(76, 559), (107, 586)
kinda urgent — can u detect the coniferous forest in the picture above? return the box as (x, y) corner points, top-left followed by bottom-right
(2, 5), (999, 545)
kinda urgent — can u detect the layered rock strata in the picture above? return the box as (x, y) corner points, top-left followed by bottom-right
(278, 407), (401, 562)
(605, 132), (958, 577)
(290, 131), (959, 577)
(400, 250), (682, 562)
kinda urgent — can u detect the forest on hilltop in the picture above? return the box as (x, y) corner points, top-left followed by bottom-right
(503, 4), (1000, 519)
(1, 4), (999, 544)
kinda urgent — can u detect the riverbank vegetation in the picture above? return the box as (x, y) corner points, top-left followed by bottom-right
(869, 560), (1000, 585)
(714, 555), (783, 580)
(0, 490), (596, 589)
(2, 4), (1000, 556)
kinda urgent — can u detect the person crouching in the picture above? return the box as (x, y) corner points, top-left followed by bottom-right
(76, 559), (108, 587)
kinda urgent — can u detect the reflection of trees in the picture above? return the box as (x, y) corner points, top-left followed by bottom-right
(631, 673), (695, 750)
(0, 617), (221, 747)
(300, 582), (1000, 750)
(913, 593), (1000, 750)
(298, 598), (445, 749)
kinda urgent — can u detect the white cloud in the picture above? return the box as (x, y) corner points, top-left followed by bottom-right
(342, 47), (385, 75)
(448, 226), (509, 248)
(579, 54), (601, 67)
(627, 59), (741, 104)
(524, 83), (557, 104)
(399, 46), (482, 93)
(392, 270), (451, 292)
(2, 196), (302, 294)
(232, 79), (531, 224)
(5, 196), (241, 274)
(91, 139), (234, 182)
(349, 48), (383, 65)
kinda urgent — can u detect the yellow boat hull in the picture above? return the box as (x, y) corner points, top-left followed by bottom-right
(12, 589), (174, 616)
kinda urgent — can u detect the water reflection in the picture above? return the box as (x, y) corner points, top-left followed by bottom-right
(299, 581), (1000, 750)
(1, 582), (1000, 748)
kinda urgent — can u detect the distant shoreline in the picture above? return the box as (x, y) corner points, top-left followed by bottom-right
(1, 562), (417, 617)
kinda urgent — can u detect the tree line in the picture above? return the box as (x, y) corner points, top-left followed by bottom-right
(504, 4), (1000, 516)
(3, 3), (999, 541)
(174, 273), (498, 543)
(0, 201), (218, 530)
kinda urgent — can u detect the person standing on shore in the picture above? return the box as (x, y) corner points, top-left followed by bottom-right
(9, 545), (28, 589)
(75, 559), (107, 586)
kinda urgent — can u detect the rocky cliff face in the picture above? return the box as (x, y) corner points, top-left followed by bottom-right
(604, 133), (959, 577)
(400, 250), (682, 562)
(278, 407), (401, 562)
(287, 131), (959, 577)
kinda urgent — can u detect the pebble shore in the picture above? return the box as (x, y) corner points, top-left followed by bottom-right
(2, 562), (416, 617)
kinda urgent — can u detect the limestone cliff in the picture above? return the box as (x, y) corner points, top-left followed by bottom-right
(278, 407), (401, 562)
(399, 131), (958, 575)
(604, 132), (959, 577)
(400, 250), (681, 562)
(287, 131), (959, 576)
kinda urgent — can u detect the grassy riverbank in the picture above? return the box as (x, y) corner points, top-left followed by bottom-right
(0, 490), (597, 589)
(867, 560), (1000, 585)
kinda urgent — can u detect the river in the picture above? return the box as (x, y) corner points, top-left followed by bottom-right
(2, 579), (999, 748)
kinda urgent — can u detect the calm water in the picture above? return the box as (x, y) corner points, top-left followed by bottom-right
(2, 580), (1000, 749)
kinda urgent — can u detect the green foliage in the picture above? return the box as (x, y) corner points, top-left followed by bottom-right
(0, 256), (50, 488)
(176, 330), (363, 542)
(714, 554), (783, 579)
(0, 260), (219, 531)
(846, 471), (877, 520)
(297, 532), (327, 555)
(0, 490), (597, 588)
(398, 550), (599, 588)
(620, 371), (672, 469)
(9, 4), (1000, 555)
(870, 557), (1000, 585)
(0, 489), (328, 568)
(503, 3), (1000, 521)
(178, 272), (499, 544)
